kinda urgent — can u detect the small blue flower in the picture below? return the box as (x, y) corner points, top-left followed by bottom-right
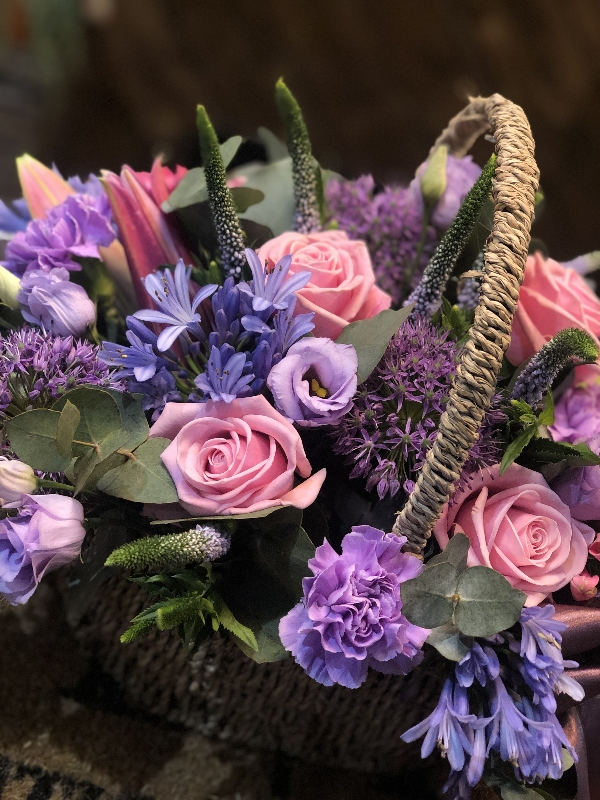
(134, 259), (217, 351)
(238, 248), (311, 314)
(194, 344), (254, 403)
(455, 642), (500, 688)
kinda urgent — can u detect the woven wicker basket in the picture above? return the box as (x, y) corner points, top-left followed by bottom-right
(62, 95), (539, 774)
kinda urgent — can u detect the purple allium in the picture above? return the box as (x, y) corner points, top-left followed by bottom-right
(0, 494), (86, 605)
(0, 326), (121, 417)
(331, 318), (503, 498)
(134, 259), (217, 351)
(278, 525), (428, 689)
(0, 197), (30, 238)
(3, 194), (115, 277)
(551, 433), (600, 521)
(326, 176), (438, 306)
(411, 154), (482, 230)
(238, 248), (311, 314)
(267, 337), (358, 426)
(18, 267), (96, 337)
(550, 380), (600, 443)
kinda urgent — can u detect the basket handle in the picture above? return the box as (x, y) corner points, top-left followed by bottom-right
(393, 94), (540, 555)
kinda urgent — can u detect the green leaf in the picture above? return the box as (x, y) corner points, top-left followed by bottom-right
(427, 532), (470, 572)
(538, 391), (555, 427)
(212, 593), (258, 652)
(233, 624), (288, 662)
(400, 562), (459, 629)
(7, 409), (71, 472)
(230, 186), (265, 212)
(426, 622), (471, 662)
(106, 390), (149, 451)
(257, 126), (288, 161)
(454, 566), (526, 637)
(149, 505), (286, 525)
(521, 438), (600, 469)
(97, 437), (178, 503)
(55, 400), (80, 459)
(500, 424), (537, 474)
(335, 306), (414, 383)
(162, 136), (242, 212)
(53, 387), (122, 456)
(501, 786), (553, 800)
(227, 157), (295, 236)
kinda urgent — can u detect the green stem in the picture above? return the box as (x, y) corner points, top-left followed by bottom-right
(38, 479), (75, 492)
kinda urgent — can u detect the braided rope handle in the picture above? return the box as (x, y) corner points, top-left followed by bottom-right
(393, 94), (540, 555)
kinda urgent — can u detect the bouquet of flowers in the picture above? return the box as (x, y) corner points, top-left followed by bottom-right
(1, 84), (600, 799)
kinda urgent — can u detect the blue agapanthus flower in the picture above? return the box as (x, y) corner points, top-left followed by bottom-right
(238, 247), (311, 314)
(194, 344), (254, 403)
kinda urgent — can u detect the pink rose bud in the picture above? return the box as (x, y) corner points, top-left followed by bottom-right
(570, 570), (599, 602)
(0, 458), (37, 505)
(589, 533), (600, 562)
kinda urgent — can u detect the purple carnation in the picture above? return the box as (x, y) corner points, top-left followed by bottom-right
(279, 525), (428, 689)
(411, 154), (482, 230)
(551, 433), (600, 521)
(267, 337), (358, 426)
(550, 381), (600, 443)
(3, 193), (115, 277)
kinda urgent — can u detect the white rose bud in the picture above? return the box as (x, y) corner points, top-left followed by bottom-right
(0, 458), (38, 505)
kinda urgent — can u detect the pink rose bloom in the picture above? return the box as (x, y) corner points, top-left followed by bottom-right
(570, 570), (599, 602)
(256, 230), (391, 339)
(433, 464), (594, 606)
(150, 396), (326, 516)
(507, 252), (600, 365)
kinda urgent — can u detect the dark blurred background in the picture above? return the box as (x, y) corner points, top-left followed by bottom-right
(1, 0), (600, 259)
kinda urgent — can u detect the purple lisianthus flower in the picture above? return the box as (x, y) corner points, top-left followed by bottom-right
(550, 381), (600, 444)
(0, 494), (86, 605)
(411, 154), (482, 230)
(551, 433), (600, 521)
(267, 337), (358, 426)
(3, 194), (115, 277)
(18, 268), (96, 337)
(279, 525), (429, 689)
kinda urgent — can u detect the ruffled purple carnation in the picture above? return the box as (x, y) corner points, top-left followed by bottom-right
(279, 525), (428, 689)
(3, 193), (115, 277)
(550, 381), (600, 444)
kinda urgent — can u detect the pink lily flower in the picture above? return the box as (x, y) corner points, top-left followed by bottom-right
(134, 157), (188, 206)
(16, 154), (74, 219)
(101, 166), (191, 309)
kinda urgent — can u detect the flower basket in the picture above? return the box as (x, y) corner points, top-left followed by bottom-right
(60, 93), (540, 775)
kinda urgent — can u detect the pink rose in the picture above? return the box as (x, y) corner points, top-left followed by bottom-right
(570, 570), (599, 602)
(149, 396), (326, 516)
(256, 230), (391, 339)
(507, 252), (600, 365)
(433, 464), (594, 606)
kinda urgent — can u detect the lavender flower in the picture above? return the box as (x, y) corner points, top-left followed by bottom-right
(326, 176), (438, 306)
(18, 267), (96, 337)
(0, 326), (121, 417)
(331, 318), (503, 498)
(238, 248), (311, 314)
(267, 337), (358, 426)
(3, 194), (115, 277)
(279, 525), (429, 689)
(134, 260), (217, 351)
(550, 380), (600, 443)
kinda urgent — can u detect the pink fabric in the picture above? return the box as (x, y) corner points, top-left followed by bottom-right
(150, 396), (326, 516)
(433, 464), (594, 606)
(257, 230), (391, 339)
(507, 252), (600, 365)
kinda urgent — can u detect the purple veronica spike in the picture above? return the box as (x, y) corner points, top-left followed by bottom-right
(194, 344), (254, 403)
(238, 248), (311, 313)
(134, 259), (217, 351)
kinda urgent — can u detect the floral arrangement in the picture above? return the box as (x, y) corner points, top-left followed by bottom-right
(1, 81), (600, 799)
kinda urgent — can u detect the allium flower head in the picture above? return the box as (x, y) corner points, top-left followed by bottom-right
(279, 525), (429, 688)
(0, 326), (121, 416)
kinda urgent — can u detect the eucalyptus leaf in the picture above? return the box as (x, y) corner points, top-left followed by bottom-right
(53, 387), (122, 456)
(230, 186), (265, 212)
(97, 437), (178, 503)
(227, 157), (295, 236)
(106, 390), (149, 451)
(258, 126), (288, 161)
(400, 562), (459, 629)
(335, 306), (414, 383)
(233, 622), (288, 662)
(426, 622), (471, 662)
(427, 532), (470, 572)
(500, 425), (537, 475)
(55, 400), (80, 459)
(500, 785), (552, 800)
(149, 505), (288, 525)
(454, 566), (526, 637)
(7, 409), (70, 472)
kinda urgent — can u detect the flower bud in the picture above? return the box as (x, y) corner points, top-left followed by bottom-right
(570, 570), (599, 602)
(0, 264), (21, 309)
(0, 458), (37, 505)
(19, 269), (96, 337)
(419, 145), (448, 207)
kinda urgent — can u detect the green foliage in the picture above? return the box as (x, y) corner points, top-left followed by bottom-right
(402, 534), (526, 640)
(439, 296), (473, 345)
(120, 566), (257, 651)
(335, 305), (414, 383)
(7, 386), (177, 503)
(500, 395), (555, 474)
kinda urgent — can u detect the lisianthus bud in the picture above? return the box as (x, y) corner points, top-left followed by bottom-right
(419, 145), (448, 207)
(0, 264), (20, 309)
(0, 458), (37, 505)
(19, 269), (96, 337)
